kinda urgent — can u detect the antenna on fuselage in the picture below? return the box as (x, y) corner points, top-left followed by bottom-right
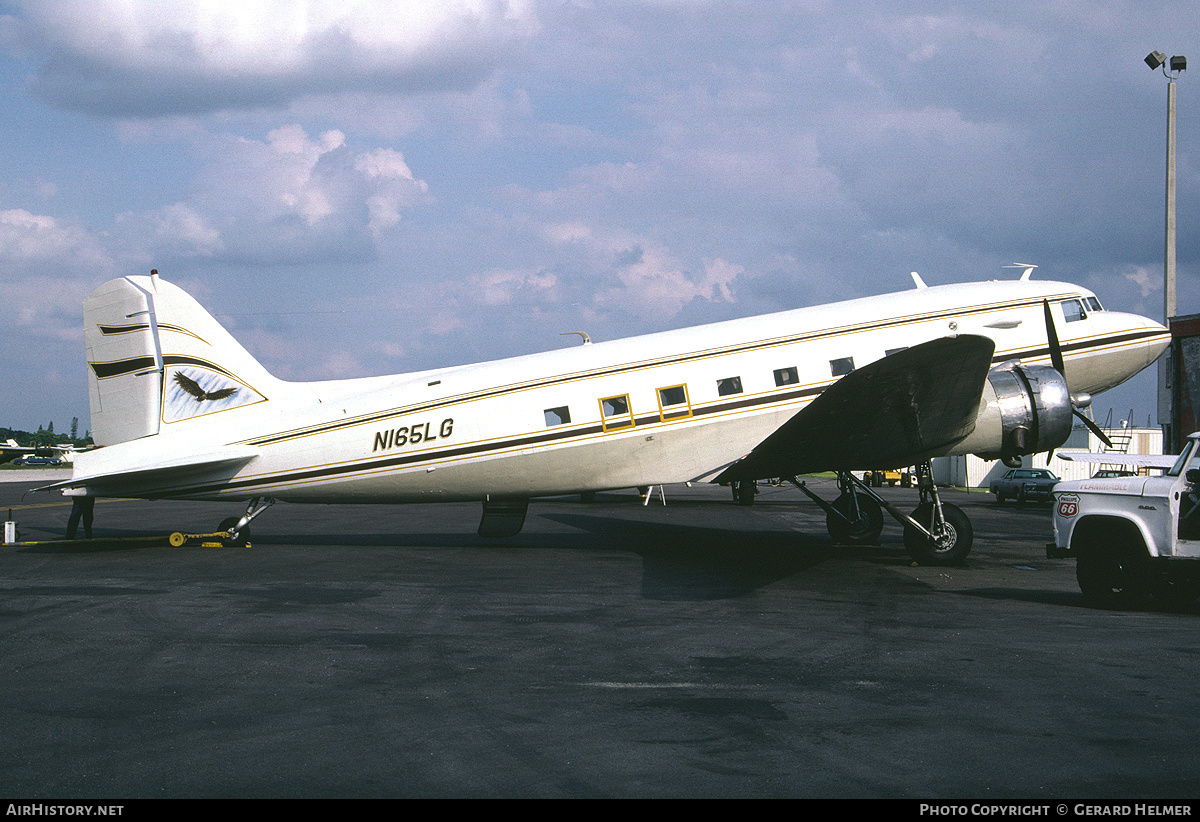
(1004, 263), (1038, 281)
(911, 271), (928, 289)
(561, 331), (592, 345)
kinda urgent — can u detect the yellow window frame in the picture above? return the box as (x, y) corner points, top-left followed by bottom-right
(599, 394), (635, 432)
(656, 383), (692, 422)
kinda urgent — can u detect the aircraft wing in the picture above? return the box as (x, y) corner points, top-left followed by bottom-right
(1, 444), (31, 464)
(716, 334), (996, 481)
(1055, 451), (1178, 470)
(35, 446), (259, 496)
(2, 439), (56, 464)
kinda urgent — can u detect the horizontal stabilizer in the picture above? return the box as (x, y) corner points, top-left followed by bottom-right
(37, 447), (259, 496)
(717, 334), (996, 481)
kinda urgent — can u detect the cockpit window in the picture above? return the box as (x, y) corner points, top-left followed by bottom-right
(1086, 296), (1103, 312)
(1061, 299), (1086, 323)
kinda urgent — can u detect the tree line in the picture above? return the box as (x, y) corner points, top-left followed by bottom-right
(2, 418), (93, 448)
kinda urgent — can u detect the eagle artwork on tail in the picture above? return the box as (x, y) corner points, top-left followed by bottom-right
(173, 371), (239, 402)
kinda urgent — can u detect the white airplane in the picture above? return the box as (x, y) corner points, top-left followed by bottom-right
(42, 269), (1169, 564)
(2, 438), (77, 465)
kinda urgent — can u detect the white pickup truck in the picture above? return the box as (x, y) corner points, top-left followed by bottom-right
(1048, 431), (1200, 608)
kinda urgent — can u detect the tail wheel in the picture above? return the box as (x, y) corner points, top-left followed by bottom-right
(904, 501), (972, 566)
(826, 493), (884, 544)
(218, 517), (251, 548)
(1076, 543), (1148, 609)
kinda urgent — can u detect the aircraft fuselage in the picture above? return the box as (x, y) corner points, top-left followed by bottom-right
(68, 277), (1169, 503)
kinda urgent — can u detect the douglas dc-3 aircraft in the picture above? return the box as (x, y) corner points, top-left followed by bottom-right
(42, 269), (1169, 564)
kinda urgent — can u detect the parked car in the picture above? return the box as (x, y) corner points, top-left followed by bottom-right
(989, 468), (1059, 503)
(1092, 469), (1136, 479)
(12, 456), (63, 466)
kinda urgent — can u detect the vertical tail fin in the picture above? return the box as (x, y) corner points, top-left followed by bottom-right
(84, 272), (278, 446)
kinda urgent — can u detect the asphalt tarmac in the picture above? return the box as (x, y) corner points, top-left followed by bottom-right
(2, 474), (1199, 799)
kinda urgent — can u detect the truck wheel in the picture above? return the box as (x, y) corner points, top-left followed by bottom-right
(904, 502), (972, 565)
(1151, 576), (1199, 608)
(1076, 544), (1148, 609)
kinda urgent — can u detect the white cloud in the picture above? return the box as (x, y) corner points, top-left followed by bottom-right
(121, 124), (429, 264)
(0, 208), (113, 277)
(17, 0), (540, 115)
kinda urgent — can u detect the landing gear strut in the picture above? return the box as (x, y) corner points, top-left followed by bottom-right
(901, 463), (972, 566)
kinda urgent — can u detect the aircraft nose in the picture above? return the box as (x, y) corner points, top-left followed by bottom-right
(1106, 309), (1170, 368)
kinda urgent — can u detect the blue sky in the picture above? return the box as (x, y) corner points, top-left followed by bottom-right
(0, 0), (1195, 434)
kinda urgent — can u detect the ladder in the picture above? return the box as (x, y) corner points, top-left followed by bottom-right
(1098, 408), (1134, 475)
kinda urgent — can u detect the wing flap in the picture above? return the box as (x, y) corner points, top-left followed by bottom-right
(717, 334), (996, 481)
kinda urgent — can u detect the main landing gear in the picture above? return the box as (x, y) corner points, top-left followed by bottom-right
(786, 461), (973, 566)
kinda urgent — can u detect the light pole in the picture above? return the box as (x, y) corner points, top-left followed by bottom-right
(1146, 50), (1186, 451)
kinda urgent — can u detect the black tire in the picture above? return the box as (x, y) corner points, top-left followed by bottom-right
(1150, 576), (1199, 609)
(218, 516), (250, 547)
(904, 501), (972, 565)
(1076, 543), (1149, 609)
(826, 494), (884, 545)
(733, 480), (757, 506)
(995, 491), (1005, 504)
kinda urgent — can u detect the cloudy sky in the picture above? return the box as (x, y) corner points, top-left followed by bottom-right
(0, 0), (1195, 435)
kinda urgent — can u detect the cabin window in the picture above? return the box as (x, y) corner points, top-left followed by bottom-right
(830, 357), (855, 377)
(657, 384), (692, 421)
(544, 406), (571, 427)
(1086, 296), (1103, 312)
(599, 394), (634, 431)
(717, 377), (742, 396)
(773, 366), (798, 387)
(1062, 299), (1086, 323)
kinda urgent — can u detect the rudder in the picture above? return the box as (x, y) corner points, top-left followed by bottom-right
(84, 271), (278, 446)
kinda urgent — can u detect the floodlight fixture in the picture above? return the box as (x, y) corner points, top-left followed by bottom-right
(1146, 51), (1166, 70)
(1170, 55), (1187, 73)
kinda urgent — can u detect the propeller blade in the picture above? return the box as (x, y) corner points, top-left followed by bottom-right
(1042, 299), (1066, 375)
(1074, 409), (1114, 449)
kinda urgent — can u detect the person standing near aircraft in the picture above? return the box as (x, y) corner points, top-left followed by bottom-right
(65, 496), (94, 540)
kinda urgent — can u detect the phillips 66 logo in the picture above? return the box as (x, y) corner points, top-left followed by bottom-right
(1057, 493), (1079, 518)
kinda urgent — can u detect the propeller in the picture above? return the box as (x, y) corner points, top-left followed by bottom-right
(1042, 299), (1113, 449)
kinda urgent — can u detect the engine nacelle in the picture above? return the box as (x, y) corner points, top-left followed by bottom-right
(956, 363), (1074, 466)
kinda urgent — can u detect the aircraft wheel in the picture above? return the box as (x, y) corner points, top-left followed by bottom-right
(1076, 544), (1148, 609)
(218, 517), (251, 548)
(826, 494), (884, 544)
(904, 502), (972, 565)
(733, 479), (757, 506)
